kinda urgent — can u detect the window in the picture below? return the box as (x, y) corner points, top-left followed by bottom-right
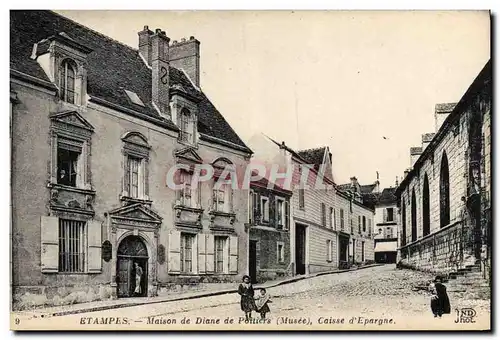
(411, 189), (417, 242)
(126, 156), (143, 198)
(179, 109), (194, 144)
(298, 188), (305, 209)
(439, 152), (450, 228)
(350, 217), (354, 234)
(340, 209), (345, 230)
(59, 219), (86, 273)
(329, 207), (334, 229)
(401, 201), (407, 246)
(122, 132), (150, 200)
(333, 208), (337, 230)
(180, 171), (193, 207)
(358, 216), (362, 234)
(422, 174), (431, 236)
(378, 228), (382, 234)
(362, 216), (366, 232)
(386, 208), (394, 222)
(387, 227), (393, 238)
(321, 203), (326, 227)
(261, 197), (270, 222)
(215, 236), (227, 273)
(124, 89), (145, 107)
(277, 242), (285, 263)
(368, 219), (371, 236)
(213, 183), (231, 213)
(180, 233), (195, 273)
(57, 147), (79, 187)
(326, 240), (333, 262)
(276, 198), (284, 227)
(60, 59), (77, 104)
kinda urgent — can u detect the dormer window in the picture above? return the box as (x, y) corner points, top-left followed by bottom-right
(180, 108), (194, 144)
(60, 59), (77, 104)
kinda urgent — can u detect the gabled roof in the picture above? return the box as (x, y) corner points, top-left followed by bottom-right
(360, 184), (376, 194)
(10, 10), (251, 154)
(296, 147), (326, 171)
(378, 187), (397, 205)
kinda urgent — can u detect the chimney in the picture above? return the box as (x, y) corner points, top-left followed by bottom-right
(150, 29), (171, 119)
(410, 147), (423, 167)
(403, 169), (410, 178)
(138, 25), (154, 66)
(421, 132), (436, 151)
(350, 176), (358, 191)
(395, 176), (399, 187)
(169, 36), (200, 87)
(435, 103), (457, 132)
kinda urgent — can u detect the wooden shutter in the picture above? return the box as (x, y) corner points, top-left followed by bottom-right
(123, 156), (130, 196)
(168, 230), (181, 273)
(383, 208), (388, 223)
(206, 234), (215, 273)
(229, 235), (238, 274)
(87, 220), (102, 273)
(248, 190), (253, 223)
(285, 200), (290, 230)
(41, 216), (59, 273)
(321, 203), (326, 226)
(198, 233), (206, 274)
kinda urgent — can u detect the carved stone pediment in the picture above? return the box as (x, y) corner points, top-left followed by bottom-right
(209, 210), (236, 231)
(50, 110), (94, 134)
(175, 147), (203, 164)
(174, 205), (203, 229)
(109, 203), (162, 228)
(48, 183), (95, 216)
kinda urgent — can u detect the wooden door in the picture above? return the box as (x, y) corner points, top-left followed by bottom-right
(117, 257), (132, 297)
(249, 241), (257, 283)
(295, 225), (306, 275)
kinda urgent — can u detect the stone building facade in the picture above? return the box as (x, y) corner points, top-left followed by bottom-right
(248, 177), (292, 283)
(395, 60), (491, 279)
(10, 10), (253, 308)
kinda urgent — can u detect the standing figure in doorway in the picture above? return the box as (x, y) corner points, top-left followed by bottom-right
(134, 262), (143, 296)
(238, 275), (255, 321)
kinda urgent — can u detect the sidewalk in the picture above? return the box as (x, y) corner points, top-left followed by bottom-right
(15, 263), (383, 318)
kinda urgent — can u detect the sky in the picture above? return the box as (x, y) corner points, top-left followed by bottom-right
(57, 10), (490, 189)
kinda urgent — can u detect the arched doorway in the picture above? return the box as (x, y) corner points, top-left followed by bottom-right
(117, 235), (149, 298)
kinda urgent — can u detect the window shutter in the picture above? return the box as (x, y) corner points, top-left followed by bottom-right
(285, 200), (290, 230)
(41, 216), (59, 273)
(197, 233), (206, 274)
(383, 208), (387, 222)
(206, 234), (215, 273)
(255, 193), (261, 222)
(229, 235), (238, 274)
(87, 220), (102, 273)
(248, 190), (253, 223)
(333, 209), (337, 230)
(123, 156), (130, 196)
(168, 230), (181, 273)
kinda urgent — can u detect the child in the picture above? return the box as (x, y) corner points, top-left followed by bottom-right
(254, 288), (272, 319)
(429, 275), (451, 318)
(238, 275), (255, 321)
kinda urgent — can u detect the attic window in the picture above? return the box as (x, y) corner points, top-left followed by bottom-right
(124, 90), (145, 107)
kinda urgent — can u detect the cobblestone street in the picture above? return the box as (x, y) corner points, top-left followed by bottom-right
(21, 265), (490, 330)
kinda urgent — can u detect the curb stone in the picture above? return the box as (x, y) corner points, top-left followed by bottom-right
(30, 263), (385, 318)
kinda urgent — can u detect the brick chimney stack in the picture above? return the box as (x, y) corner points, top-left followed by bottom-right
(150, 29), (170, 119)
(138, 25), (154, 66)
(169, 36), (200, 87)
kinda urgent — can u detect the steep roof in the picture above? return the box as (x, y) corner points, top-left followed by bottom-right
(296, 147), (326, 171)
(360, 184), (376, 194)
(10, 10), (251, 153)
(378, 187), (397, 205)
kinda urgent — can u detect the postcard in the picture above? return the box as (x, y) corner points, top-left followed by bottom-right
(9, 9), (491, 331)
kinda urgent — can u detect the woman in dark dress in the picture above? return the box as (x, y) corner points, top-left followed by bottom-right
(238, 275), (255, 321)
(430, 275), (451, 318)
